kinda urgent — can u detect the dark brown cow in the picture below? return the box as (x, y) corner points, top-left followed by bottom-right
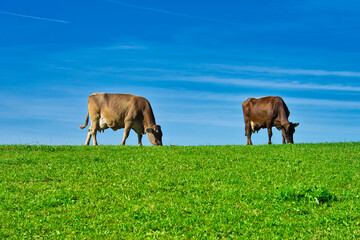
(79, 92), (163, 146)
(242, 96), (299, 145)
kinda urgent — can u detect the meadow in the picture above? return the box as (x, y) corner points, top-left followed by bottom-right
(1, 143), (359, 239)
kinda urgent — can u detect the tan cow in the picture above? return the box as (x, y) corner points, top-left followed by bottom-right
(242, 96), (299, 145)
(79, 93), (163, 146)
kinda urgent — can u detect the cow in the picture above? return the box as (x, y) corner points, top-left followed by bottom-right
(79, 92), (163, 146)
(242, 96), (299, 145)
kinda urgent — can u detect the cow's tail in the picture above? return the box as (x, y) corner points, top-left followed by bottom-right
(79, 111), (89, 129)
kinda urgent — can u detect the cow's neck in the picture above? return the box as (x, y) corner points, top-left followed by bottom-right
(280, 120), (290, 128)
(278, 109), (290, 127)
(143, 110), (156, 128)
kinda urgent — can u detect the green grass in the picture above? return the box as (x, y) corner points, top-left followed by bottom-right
(1, 143), (360, 239)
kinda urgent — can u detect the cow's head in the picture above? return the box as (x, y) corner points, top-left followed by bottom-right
(283, 122), (299, 144)
(145, 125), (163, 146)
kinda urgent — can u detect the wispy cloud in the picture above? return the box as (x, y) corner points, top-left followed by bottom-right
(160, 112), (240, 127)
(44, 64), (360, 92)
(212, 64), (360, 77)
(0, 92), (82, 122)
(102, 44), (147, 50)
(0, 10), (69, 24)
(286, 97), (360, 109)
(46, 84), (360, 111)
(125, 74), (360, 92)
(178, 76), (360, 92)
(104, 0), (240, 26)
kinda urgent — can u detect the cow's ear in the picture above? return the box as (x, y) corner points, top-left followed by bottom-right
(293, 123), (299, 128)
(145, 127), (154, 134)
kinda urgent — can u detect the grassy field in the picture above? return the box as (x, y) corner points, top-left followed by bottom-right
(1, 143), (360, 239)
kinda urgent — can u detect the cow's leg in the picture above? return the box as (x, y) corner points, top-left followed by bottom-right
(85, 124), (98, 145)
(137, 133), (143, 146)
(121, 122), (132, 145)
(282, 129), (286, 144)
(89, 117), (100, 146)
(132, 124), (143, 146)
(265, 121), (273, 145)
(245, 121), (253, 145)
(85, 131), (92, 145)
(247, 134), (253, 145)
(85, 126), (98, 146)
(267, 127), (273, 145)
(92, 130), (98, 146)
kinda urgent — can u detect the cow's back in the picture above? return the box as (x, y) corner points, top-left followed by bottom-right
(244, 96), (288, 116)
(88, 93), (151, 130)
(242, 96), (289, 128)
(242, 97), (272, 118)
(89, 93), (146, 112)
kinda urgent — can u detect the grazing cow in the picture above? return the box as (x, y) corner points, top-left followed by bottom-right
(242, 96), (299, 145)
(79, 93), (163, 146)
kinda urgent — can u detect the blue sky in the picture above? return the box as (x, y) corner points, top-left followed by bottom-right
(1, 0), (360, 145)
